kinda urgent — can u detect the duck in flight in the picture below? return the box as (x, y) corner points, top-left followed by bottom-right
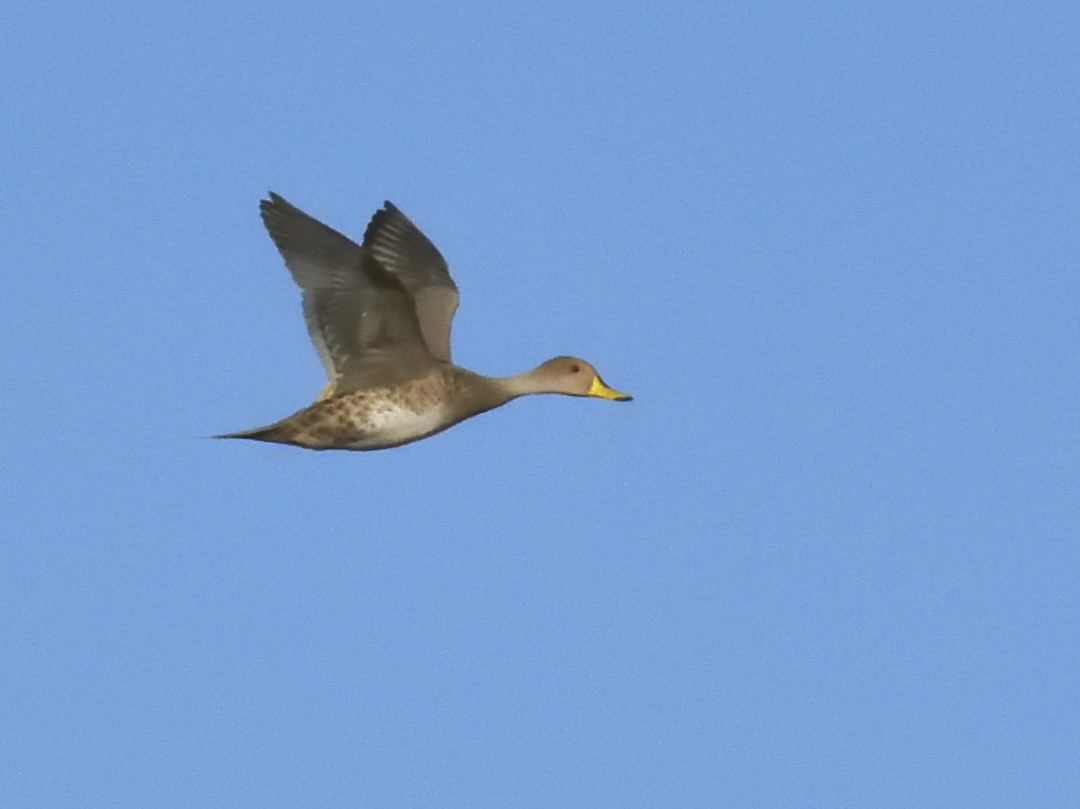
(217, 193), (632, 450)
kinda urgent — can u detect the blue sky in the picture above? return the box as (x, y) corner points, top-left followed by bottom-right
(3, 3), (1079, 807)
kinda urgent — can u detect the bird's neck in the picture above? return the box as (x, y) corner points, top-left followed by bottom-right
(492, 369), (555, 398)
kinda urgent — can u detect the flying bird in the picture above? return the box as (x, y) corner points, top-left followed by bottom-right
(217, 193), (631, 450)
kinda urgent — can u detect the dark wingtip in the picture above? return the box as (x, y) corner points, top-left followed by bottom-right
(260, 191), (287, 210)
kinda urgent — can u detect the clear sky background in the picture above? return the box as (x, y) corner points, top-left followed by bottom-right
(3, 3), (1078, 807)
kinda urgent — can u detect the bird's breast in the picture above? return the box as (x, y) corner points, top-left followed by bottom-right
(343, 399), (451, 450)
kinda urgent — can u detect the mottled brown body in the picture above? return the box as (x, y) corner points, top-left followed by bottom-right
(224, 367), (507, 451)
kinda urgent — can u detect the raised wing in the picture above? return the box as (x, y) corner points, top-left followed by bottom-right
(362, 202), (460, 362)
(260, 193), (436, 394)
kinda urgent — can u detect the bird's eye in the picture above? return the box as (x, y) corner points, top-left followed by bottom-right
(571, 364), (580, 373)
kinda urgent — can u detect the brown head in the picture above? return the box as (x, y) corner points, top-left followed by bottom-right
(506, 356), (632, 400)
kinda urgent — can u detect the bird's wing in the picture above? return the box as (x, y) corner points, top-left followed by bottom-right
(260, 193), (436, 394)
(362, 202), (460, 363)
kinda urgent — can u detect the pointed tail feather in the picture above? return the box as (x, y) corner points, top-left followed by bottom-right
(213, 423), (292, 444)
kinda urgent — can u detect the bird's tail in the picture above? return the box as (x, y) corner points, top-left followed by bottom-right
(213, 422), (292, 444)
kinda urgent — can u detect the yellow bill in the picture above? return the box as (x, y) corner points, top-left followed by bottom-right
(588, 374), (633, 401)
